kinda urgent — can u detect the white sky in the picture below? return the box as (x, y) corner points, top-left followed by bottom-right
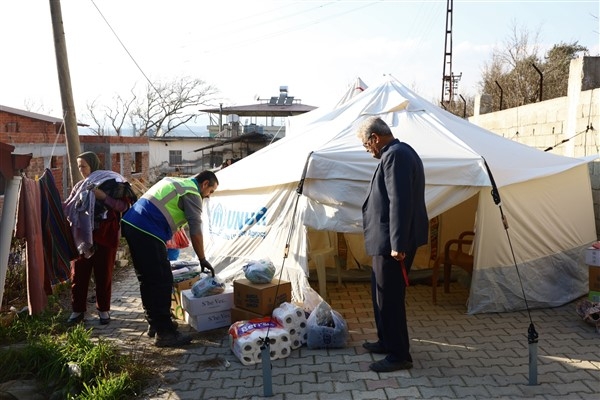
(1, 0), (598, 125)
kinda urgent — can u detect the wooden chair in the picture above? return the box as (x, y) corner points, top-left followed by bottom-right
(432, 231), (475, 304)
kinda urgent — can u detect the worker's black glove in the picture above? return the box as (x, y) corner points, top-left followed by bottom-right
(199, 258), (215, 277)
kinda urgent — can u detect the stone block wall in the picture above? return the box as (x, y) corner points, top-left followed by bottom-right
(470, 56), (600, 239)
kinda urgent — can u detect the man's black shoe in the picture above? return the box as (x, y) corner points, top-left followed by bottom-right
(369, 358), (413, 372)
(154, 331), (192, 348)
(362, 341), (389, 354)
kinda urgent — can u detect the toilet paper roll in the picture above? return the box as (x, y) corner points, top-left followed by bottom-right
(273, 303), (307, 332)
(230, 324), (293, 364)
(237, 349), (260, 365)
(290, 337), (302, 350)
(294, 327), (307, 344)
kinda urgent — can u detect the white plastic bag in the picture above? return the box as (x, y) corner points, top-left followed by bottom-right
(306, 300), (348, 349)
(242, 258), (276, 284)
(191, 275), (225, 298)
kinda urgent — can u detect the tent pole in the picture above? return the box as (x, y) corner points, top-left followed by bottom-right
(482, 158), (538, 386)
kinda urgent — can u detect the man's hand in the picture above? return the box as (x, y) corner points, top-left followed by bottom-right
(199, 258), (215, 277)
(391, 250), (406, 261)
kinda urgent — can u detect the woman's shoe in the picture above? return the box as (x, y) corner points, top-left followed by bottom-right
(99, 311), (111, 325)
(67, 312), (84, 324)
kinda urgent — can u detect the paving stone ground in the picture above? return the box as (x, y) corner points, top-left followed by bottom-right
(87, 258), (599, 400)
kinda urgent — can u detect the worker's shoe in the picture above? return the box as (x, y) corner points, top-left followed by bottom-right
(154, 330), (192, 348)
(147, 321), (178, 338)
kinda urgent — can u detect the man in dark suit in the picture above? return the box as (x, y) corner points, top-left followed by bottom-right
(357, 116), (429, 372)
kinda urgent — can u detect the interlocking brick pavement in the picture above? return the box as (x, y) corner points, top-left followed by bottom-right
(87, 264), (599, 400)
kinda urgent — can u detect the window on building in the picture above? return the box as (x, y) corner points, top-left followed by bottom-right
(50, 156), (58, 169)
(169, 150), (182, 166)
(5, 122), (18, 133)
(131, 152), (142, 173)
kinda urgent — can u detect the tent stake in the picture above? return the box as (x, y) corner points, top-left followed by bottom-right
(528, 323), (539, 385)
(260, 342), (273, 397)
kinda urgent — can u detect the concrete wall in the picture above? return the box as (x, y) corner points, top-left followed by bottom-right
(469, 56), (600, 239)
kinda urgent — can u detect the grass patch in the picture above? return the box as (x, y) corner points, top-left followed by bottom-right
(0, 324), (153, 399)
(1, 239), (154, 398)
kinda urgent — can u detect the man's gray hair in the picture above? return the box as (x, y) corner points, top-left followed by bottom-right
(356, 116), (393, 142)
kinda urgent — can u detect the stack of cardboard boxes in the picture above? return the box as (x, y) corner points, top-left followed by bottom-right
(170, 275), (294, 331)
(181, 285), (234, 332)
(231, 278), (292, 323)
(586, 247), (600, 302)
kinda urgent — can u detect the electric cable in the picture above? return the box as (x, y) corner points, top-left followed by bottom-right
(89, 0), (202, 137)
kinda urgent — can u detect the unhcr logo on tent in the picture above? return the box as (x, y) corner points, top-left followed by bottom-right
(209, 205), (268, 239)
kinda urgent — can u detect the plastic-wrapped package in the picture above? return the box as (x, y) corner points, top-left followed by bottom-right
(576, 299), (600, 333)
(306, 301), (348, 349)
(191, 275), (225, 298)
(242, 258), (276, 284)
(272, 302), (308, 349)
(228, 317), (291, 365)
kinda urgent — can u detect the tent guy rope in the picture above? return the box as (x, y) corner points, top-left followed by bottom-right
(483, 158), (539, 385)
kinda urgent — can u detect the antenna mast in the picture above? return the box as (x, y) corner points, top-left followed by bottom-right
(441, 0), (462, 106)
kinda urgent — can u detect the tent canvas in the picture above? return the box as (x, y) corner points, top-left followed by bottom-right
(204, 77), (596, 314)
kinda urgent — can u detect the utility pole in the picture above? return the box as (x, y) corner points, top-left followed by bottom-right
(49, 0), (81, 186)
(441, 0), (461, 107)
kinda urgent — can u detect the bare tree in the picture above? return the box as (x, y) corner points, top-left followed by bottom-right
(443, 95), (475, 119)
(106, 90), (137, 136)
(543, 42), (588, 99)
(85, 90), (137, 136)
(479, 21), (542, 110)
(479, 21), (588, 111)
(131, 76), (218, 137)
(86, 98), (108, 136)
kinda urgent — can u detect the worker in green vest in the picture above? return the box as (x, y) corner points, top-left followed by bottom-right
(122, 170), (218, 347)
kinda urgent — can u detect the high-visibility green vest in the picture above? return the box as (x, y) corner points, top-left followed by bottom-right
(142, 177), (200, 233)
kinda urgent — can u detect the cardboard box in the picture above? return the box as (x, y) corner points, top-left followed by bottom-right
(589, 291), (600, 303)
(233, 278), (292, 315)
(589, 266), (600, 292)
(185, 310), (231, 332)
(585, 247), (600, 267)
(230, 306), (268, 323)
(181, 286), (233, 315)
(173, 275), (200, 291)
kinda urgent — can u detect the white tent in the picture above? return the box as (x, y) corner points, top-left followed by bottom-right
(204, 77), (596, 314)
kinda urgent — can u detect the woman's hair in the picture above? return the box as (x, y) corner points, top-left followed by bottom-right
(77, 151), (101, 172)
